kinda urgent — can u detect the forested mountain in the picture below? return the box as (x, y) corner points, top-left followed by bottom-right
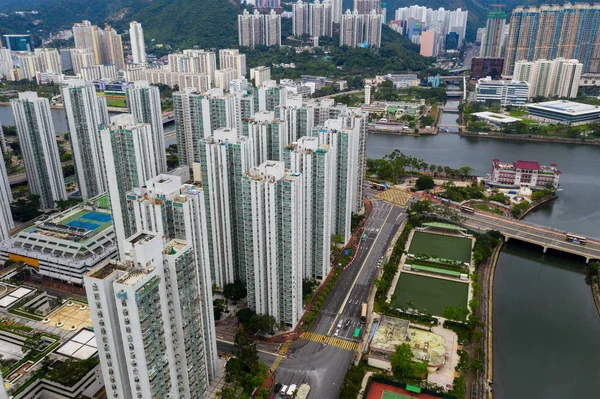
(0, 0), (242, 49)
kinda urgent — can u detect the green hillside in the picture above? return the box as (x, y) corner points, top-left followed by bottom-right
(0, 0), (243, 49)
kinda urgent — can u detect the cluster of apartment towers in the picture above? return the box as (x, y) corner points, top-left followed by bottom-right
(1, 68), (368, 397)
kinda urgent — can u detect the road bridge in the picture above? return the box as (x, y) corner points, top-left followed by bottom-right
(461, 211), (600, 263)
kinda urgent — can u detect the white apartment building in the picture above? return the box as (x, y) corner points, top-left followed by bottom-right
(80, 64), (117, 80)
(129, 21), (146, 64)
(239, 161), (304, 327)
(0, 150), (13, 241)
(169, 50), (217, 78)
(219, 49), (247, 79)
(293, 0), (310, 36)
(238, 10), (281, 48)
(283, 136), (332, 279)
(125, 80), (168, 173)
(513, 58), (583, 99)
(316, 120), (360, 242)
(243, 111), (289, 163)
(364, 10), (383, 47)
(475, 77), (529, 106)
(62, 79), (109, 200)
(126, 175), (218, 379)
(84, 230), (215, 399)
(265, 10), (282, 47)
(215, 68), (238, 92)
(250, 66), (271, 88)
(100, 114), (159, 259)
(0, 194), (117, 284)
(340, 10), (364, 48)
(34, 48), (62, 74)
(310, 0), (334, 38)
(69, 48), (95, 74)
(11, 92), (67, 210)
(198, 128), (255, 286)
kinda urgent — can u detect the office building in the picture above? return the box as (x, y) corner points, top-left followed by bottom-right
(480, 11), (506, 58)
(70, 48), (95, 74)
(0, 194), (117, 284)
(526, 100), (600, 125)
(293, 0), (310, 36)
(198, 129), (255, 286)
(3, 34), (33, 52)
(129, 21), (146, 64)
(503, 4), (600, 75)
(219, 49), (247, 79)
(0, 146), (13, 241)
(514, 58), (583, 99)
(489, 159), (561, 189)
(125, 80), (168, 173)
(420, 30), (439, 57)
(100, 114), (159, 258)
(364, 10), (382, 48)
(250, 66), (271, 87)
(84, 231), (215, 399)
(239, 161), (304, 327)
(11, 92), (67, 210)
(283, 137), (332, 279)
(126, 175), (218, 379)
(475, 77), (529, 106)
(62, 80), (109, 200)
(340, 10), (364, 48)
(471, 57), (504, 79)
(310, 0), (334, 38)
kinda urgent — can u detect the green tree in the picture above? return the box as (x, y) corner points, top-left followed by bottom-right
(410, 199), (432, 215)
(54, 198), (82, 211)
(390, 343), (414, 380)
(11, 195), (41, 222)
(246, 314), (277, 335)
(223, 280), (247, 300)
(236, 308), (256, 325)
(458, 166), (474, 178)
(415, 175), (435, 190)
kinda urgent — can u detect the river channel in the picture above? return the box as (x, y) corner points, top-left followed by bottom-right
(2, 103), (600, 397)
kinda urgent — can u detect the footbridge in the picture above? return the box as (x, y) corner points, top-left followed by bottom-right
(461, 212), (600, 263)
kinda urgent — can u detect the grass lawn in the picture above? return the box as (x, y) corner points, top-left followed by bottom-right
(105, 97), (127, 108)
(408, 231), (472, 263)
(392, 273), (469, 316)
(473, 203), (504, 215)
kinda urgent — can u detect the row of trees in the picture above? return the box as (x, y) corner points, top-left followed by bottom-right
(222, 333), (270, 399)
(367, 150), (474, 184)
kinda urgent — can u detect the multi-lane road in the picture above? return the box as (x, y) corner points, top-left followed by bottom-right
(273, 200), (405, 398)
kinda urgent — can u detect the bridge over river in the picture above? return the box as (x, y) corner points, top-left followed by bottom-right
(461, 211), (600, 263)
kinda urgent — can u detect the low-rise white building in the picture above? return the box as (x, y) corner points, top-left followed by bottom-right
(476, 77), (529, 106)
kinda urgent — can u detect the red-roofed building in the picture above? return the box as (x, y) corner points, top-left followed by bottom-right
(489, 159), (561, 189)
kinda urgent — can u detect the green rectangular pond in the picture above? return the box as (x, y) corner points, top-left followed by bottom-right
(408, 231), (472, 263)
(392, 273), (469, 316)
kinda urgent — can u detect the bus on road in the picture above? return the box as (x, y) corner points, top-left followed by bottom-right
(371, 183), (388, 191)
(360, 303), (367, 323)
(566, 233), (586, 245)
(460, 205), (475, 214)
(353, 328), (361, 340)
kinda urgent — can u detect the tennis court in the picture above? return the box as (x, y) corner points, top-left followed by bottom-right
(408, 231), (472, 263)
(392, 273), (468, 316)
(67, 220), (100, 231)
(82, 212), (112, 223)
(382, 391), (413, 399)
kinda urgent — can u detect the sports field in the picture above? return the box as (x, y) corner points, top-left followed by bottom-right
(57, 210), (113, 234)
(408, 231), (472, 263)
(382, 392), (413, 399)
(392, 273), (468, 316)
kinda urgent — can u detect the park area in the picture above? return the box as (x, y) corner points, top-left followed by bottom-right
(408, 231), (472, 264)
(392, 273), (468, 316)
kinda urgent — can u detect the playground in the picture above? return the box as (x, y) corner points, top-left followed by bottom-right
(408, 231), (472, 264)
(392, 273), (468, 316)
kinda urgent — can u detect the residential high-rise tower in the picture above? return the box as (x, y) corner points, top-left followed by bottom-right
(129, 21), (146, 64)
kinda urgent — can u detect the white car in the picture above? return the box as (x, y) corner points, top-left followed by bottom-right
(337, 320), (343, 329)
(334, 329), (340, 336)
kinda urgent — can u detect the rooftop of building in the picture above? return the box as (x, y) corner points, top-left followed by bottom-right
(472, 111), (522, 124)
(370, 316), (410, 353)
(526, 100), (600, 115)
(115, 269), (153, 287)
(164, 239), (188, 255)
(87, 259), (130, 280)
(492, 159), (561, 174)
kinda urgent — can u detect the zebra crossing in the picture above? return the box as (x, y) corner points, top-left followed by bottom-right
(299, 331), (359, 352)
(270, 340), (291, 371)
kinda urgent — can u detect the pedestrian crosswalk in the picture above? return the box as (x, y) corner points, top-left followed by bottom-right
(270, 340), (291, 371)
(299, 331), (359, 352)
